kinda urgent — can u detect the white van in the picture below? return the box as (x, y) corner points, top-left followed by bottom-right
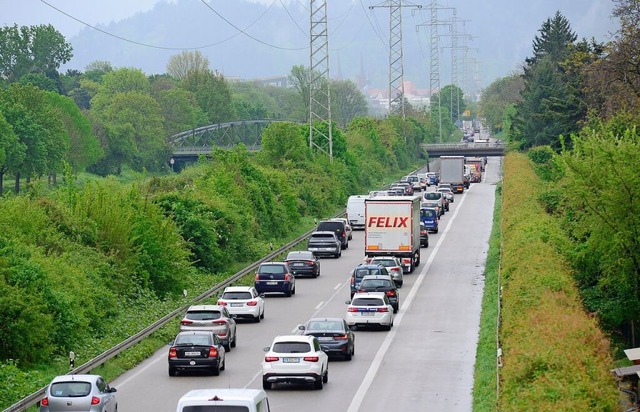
(176, 389), (270, 412)
(346, 195), (367, 230)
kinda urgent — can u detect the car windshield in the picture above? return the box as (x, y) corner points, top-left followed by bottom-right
(351, 297), (384, 307)
(421, 209), (436, 218)
(222, 291), (252, 300)
(50, 382), (92, 397)
(185, 310), (222, 320)
(423, 192), (440, 200)
(272, 342), (311, 353)
(259, 264), (285, 274)
(360, 279), (393, 289)
(175, 334), (212, 346)
(307, 321), (343, 332)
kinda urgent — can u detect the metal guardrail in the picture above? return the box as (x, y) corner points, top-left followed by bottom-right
(3, 212), (345, 412)
(4, 164), (426, 412)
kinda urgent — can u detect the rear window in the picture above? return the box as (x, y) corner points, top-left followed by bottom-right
(50, 381), (92, 397)
(286, 251), (314, 260)
(354, 268), (382, 278)
(424, 192), (441, 200)
(317, 221), (343, 232)
(307, 320), (344, 332)
(272, 342), (311, 353)
(311, 233), (335, 240)
(351, 297), (384, 306)
(373, 259), (397, 267)
(222, 291), (253, 300)
(360, 279), (393, 288)
(259, 264), (286, 274)
(186, 310), (221, 321)
(181, 407), (249, 412)
(421, 209), (436, 218)
(175, 333), (212, 346)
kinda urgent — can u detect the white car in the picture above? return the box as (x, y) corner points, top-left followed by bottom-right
(262, 335), (329, 390)
(217, 286), (265, 322)
(345, 292), (394, 330)
(437, 187), (454, 203)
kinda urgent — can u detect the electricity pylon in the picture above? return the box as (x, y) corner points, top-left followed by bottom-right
(309, 0), (332, 161)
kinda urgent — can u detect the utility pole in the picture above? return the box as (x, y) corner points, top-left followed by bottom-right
(369, 1), (421, 118)
(309, 0), (333, 161)
(441, 18), (472, 125)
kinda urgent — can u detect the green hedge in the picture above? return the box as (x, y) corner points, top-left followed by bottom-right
(498, 152), (618, 411)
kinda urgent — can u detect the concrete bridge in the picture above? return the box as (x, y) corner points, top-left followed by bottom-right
(421, 142), (505, 157)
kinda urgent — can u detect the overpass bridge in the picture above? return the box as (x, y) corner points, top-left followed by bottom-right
(421, 142), (505, 157)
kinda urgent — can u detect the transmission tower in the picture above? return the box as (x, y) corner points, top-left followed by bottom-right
(416, 1), (453, 141)
(309, 0), (332, 161)
(440, 16), (471, 125)
(370, 1), (420, 117)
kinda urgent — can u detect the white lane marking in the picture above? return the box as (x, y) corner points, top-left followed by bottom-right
(334, 283), (342, 290)
(245, 279), (351, 388)
(346, 188), (469, 412)
(115, 350), (165, 388)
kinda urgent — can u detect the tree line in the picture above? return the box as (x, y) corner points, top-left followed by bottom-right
(480, 0), (640, 347)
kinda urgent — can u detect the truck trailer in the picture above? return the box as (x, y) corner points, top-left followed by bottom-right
(364, 196), (421, 273)
(440, 156), (465, 193)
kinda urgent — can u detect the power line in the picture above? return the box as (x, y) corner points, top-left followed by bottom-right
(199, 0), (307, 51)
(358, 0), (387, 46)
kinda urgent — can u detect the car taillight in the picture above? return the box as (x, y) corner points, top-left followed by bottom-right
(350, 277), (355, 285)
(306, 261), (315, 265)
(402, 258), (411, 264)
(285, 273), (291, 280)
(91, 396), (101, 405)
(208, 347), (218, 357)
(180, 320), (193, 325)
(213, 319), (227, 325)
(334, 334), (348, 340)
(386, 290), (396, 297)
(169, 347), (177, 358)
(265, 356), (279, 362)
(255, 274), (260, 281)
(247, 301), (258, 306)
(304, 356), (319, 362)
(218, 300), (227, 306)
(421, 229), (427, 235)
(347, 307), (358, 312)
(40, 398), (49, 406)
(377, 307), (389, 312)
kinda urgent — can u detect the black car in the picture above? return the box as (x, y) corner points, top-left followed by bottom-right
(355, 275), (400, 313)
(298, 317), (355, 361)
(284, 250), (320, 278)
(168, 331), (226, 376)
(316, 220), (349, 249)
(349, 264), (390, 298)
(254, 262), (296, 296)
(420, 222), (430, 247)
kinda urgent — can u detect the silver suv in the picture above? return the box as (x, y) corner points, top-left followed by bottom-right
(179, 305), (237, 351)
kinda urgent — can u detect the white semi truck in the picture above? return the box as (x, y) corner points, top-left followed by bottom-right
(439, 155), (465, 193)
(364, 196), (421, 273)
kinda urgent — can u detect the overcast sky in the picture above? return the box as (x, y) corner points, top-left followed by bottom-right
(1, 0), (620, 88)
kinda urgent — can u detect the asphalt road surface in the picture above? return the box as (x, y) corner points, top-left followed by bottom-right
(112, 156), (501, 412)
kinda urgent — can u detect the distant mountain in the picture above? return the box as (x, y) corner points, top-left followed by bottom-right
(65, 0), (617, 93)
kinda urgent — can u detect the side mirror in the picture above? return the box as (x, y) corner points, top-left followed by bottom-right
(321, 346), (330, 353)
(259, 293), (265, 298)
(229, 314), (237, 319)
(298, 324), (305, 331)
(109, 387), (117, 393)
(345, 300), (351, 304)
(263, 346), (270, 352)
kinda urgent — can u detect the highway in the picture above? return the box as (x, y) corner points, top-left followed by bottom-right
(111, 156), (501, 412)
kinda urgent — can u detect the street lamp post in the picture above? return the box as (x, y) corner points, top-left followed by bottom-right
(169, 157), (175, 172)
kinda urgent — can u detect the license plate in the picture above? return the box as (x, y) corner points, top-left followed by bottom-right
(292, 262), (304, 266)
(266, 281), (278, 285)
(230, 303), (243, 307)
(185, 351), (200, 356)
(361, 312), (375, 317)
(282, 357), (300, 363)
(317, 336), (332, 341)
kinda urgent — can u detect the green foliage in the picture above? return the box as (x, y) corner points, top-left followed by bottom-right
(259, 122), (310, 167)
(499, 152), (619, 411)
(557, 116), (640, 333)
(479, 74), (524, 134)
(182, 70), (233, 123)
(0, 24), (72, 83)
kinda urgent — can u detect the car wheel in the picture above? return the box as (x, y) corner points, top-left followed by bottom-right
(168, 366), (176, 377)
(262, 378), (272, 390)
(344, 242), (349, 250)
(255, 314), (261, 323)
(220, 356), (226, 371)
(231, 333), (237, 348)
(212, 362), (220, 376)
(291, 284), (296, 295)
(383, 324), (392, 331)
(260, 309), (265, 320)
(323, 368), (329, 383)
(345, 349), (352, 361)
(284, 289), (292, 297)
(314, 376), (324, 390)
(224, 342), (231, 352)
(435, 227), (439, 234)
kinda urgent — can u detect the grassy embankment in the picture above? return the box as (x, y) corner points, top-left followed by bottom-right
(473, 152), (619, 411)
